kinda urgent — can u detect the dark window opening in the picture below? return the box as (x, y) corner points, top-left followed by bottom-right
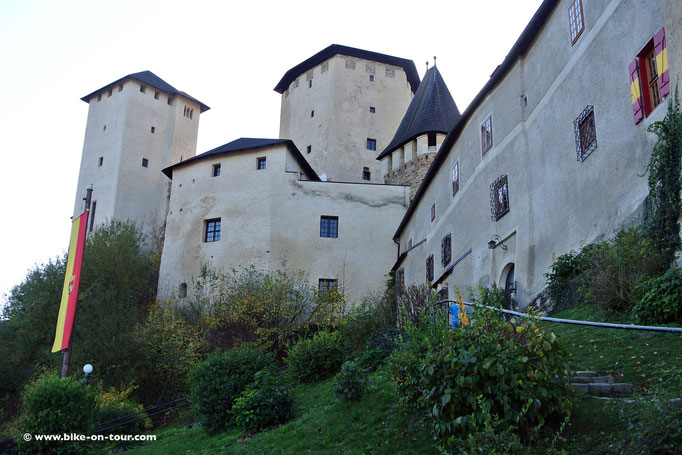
(311, 110), (314, 118)
(428, 132), (437, 147)
(369, 75), (374, 82)
(307, 145), (311, 154)
(441, 233), (451, 267)
(140, 85), (146, 93)
(257, 157), (266, 170)
(490, 175), (510, 221)
(142, 158), (149, 167)
(204, 218), (221, 242)
(320, 216), (338, 238)
(150, 126), (155, 133)
(431, 203), (436, 222)
(426, 254), (434, 282)
(362, 167), (371, 181)
(154, 91), (160, 100)
(89, 201), (97, 232)
(437, 287), (448, 302)
(366, 138), (376, 151)
(212, 164), (221, 177)
(179, 282), (187, 298)
(318, 278), (337, 295)
(369, 106), (375, 113)
(98, 156), (103, 167)
(396, 268), (405, 295)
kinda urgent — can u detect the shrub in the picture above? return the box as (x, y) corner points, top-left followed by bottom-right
(332, 361), (367, 402)
(355, 328), (405, 373)
(188, 346), (274, 433)
(232, 370), (293, 433)
(634, 267), (682, 324)
(286, 331), (346, 383)
(397, 283), (432, 326)
(621, 391), (682, 454)
(420, 308), (575, 445)
(18, 373), (98, 455)
(339, 297), (396, 353)
(97, 385), (150, 435)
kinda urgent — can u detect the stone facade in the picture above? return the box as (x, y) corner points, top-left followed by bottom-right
(384, 153), (435, 202)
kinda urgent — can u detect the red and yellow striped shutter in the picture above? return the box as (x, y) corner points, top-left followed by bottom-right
(629, 59), (644, 124)
(653, 28), (670, 98)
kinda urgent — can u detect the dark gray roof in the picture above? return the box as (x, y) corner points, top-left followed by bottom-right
(393, 0), (558, 240)
(161, 137), (320, 181)
(274, 44), (421, 94)
(81, 71), (210, 112)
(377, 65), (460, 160)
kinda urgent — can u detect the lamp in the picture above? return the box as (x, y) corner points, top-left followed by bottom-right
(83, 364), (93, 388)
(488, 235), (508, 250)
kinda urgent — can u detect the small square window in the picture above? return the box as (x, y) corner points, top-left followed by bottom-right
(140, 85), (146, 93)
(318, 278), (337, 295)
(366, 138), (376, 151)
(431, 203), (436, 222)
(320, 216), (338, 238)
(369, 106), (375, 113)
(441, 233), (451, 267)
(490, 175), (510, 221)
(212, 164), (221, 177)
(481, 115), (493, 155)
(154, 91), (160, 100)
(568, 0), (584, 45)
(369, 75), (375, 82)
(452, 161), (459, 196)
(311, 110), (314, 118)
(574, 105), (597, 161)
(150, 126), (155, 134)
(142, 158), (149, 168)
(307, 145), (312, 154)
(426, 254), (434, 282)
(257, 157), (266, 170)
(362, 167), (371, 181)
(98, 156), (103, 167)
(204, 218), (221, 242)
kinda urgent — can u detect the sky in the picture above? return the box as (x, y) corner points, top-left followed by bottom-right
(0, 0), (545, 305)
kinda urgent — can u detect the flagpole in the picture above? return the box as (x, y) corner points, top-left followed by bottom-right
(60, 184), (93, 378)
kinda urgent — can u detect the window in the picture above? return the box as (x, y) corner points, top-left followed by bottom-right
(103, 125), (106, 131)
(396, 268), (405, 295)
(212, 164), (221, 177)
(428, 132), (436, 147)
(318, 279), (337, 295)
(107, 89), (112, 97)
(307, 145), (311, 154)
(118, 84), (123, 92)
(154, 91), (160, 100)
(369, 106), (375, 113)
(369, 75), (374, 82)
(142, 158), (149, 167)
(98, 156), (103, 167)
(320, 216), (338, 238)
(89, 201), (97, 232)
(431, 203), (436, 222)
(97, 94), (101, 102)
(574, 105), (597, 161)
(257, 157), (266, 170)
(308, 80), (313, 88)
(140, 85), (146, 93)
(311, 110), (314, 118)
(441, 233), (451, 267)
(490, 175), (510, 221)
(179, 283), (187, 298)
(150, 126), (155, 133)
(630, 28), (670, 123)
(204, 218), (221, 242)
(362, 167), (371, 181)
(481, 115), (493, 155)
(167, 97), (172, 105)
(426, 254), (434, 282)
(437, 287), (448, 302)
(407, 238), (412, 248)
(366, 138), (376, 151)
(452, 161), (459, 196)
(568, 0), (584, 45)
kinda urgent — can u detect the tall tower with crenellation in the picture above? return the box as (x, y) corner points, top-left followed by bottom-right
(73, 71), (209, 243)
(276, 45), (418, 183)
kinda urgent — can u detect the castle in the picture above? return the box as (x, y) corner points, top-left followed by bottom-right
(72, 0), (680, 307)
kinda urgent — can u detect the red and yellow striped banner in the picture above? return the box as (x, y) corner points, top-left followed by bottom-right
(52, 212), (88, 352)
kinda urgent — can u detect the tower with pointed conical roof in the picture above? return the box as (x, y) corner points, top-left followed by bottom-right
(73, 71), (209, 243)
(377, 63), (460, 200)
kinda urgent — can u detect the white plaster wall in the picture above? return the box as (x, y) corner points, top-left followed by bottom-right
(158, 143), (409, 305)
(279, 54), (413, 183)
(396, 0), (671, 305)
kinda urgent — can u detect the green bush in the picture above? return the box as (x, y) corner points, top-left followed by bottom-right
(453, 417), (524, 455)
(338, 297), (396, 353)
(188, 346), (274, 433)
(232, 370), (294, 433)
(332, 361), (367, 402)
(420, 308), (575, 446)
(621, 392), (682, 454)
(97, 385), (150, 435)
(634, 268), (682, 324)
(18, 373), (98, 455)
(286, 331), (346, 383)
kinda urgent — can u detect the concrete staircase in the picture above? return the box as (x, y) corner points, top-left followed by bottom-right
(569, 371), (633, 397)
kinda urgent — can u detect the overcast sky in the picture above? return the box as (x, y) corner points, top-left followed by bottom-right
(0, 0), (544, 304)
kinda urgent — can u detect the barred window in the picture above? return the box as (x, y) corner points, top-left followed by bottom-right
(452, 161), (459, 196)
(318, 279), (337, 295)
(437, 287), (448, 302)
(574, 106), (597, 161)
(441, 233), (451, 267)
(320, 216), (338, 238)
(490, 175), (510, 221)
(426, 254), (434, 282)
(568, 0), (584, 45)
(481, 115), (493, 155)
(204, 218), (221, 242)
(396, 268), (405, 295)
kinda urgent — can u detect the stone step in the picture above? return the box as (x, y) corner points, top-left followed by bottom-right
(572, 371), (596, 377)
(571, 382), (633, 396)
